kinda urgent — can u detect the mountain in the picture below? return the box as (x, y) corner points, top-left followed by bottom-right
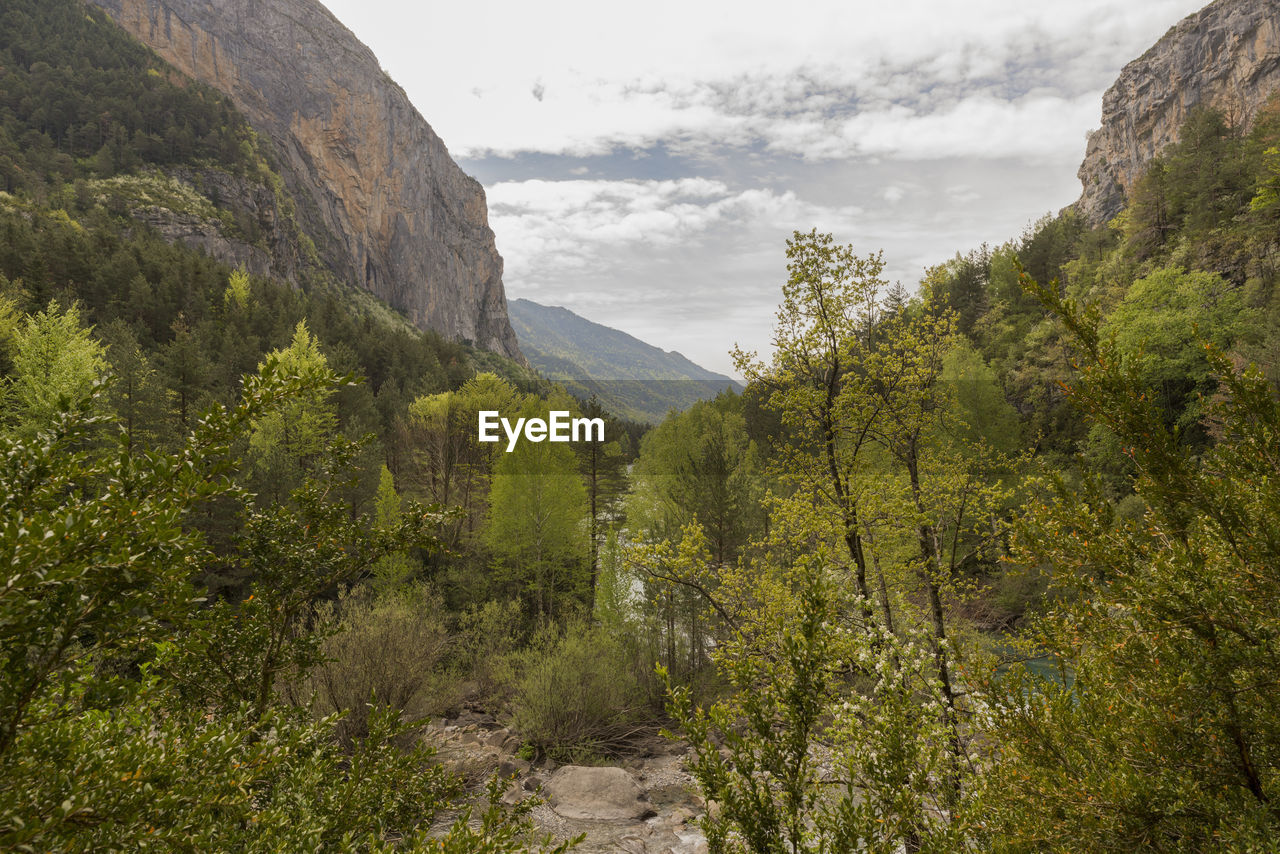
(0, 0), (539, 454)
(85, 0), (523, 361)
(509, 299), (742, 424)
(1077, 0), (1280, 224)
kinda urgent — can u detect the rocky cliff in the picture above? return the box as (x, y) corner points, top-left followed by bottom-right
(1077, 0), (1280, 225)
(87, 0), (523, 360)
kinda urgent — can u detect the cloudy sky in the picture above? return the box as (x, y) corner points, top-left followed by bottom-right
(322, 0), (1205, 377)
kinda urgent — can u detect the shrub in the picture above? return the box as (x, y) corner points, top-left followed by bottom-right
(457, 598), (524, 707)
(295, 584), (462, 746)
(510, 621), (657, 762)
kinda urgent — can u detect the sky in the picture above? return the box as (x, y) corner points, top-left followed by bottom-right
(320, 0), (1206, 378)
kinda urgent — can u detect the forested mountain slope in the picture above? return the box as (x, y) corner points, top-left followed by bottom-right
(0, 0), (538, 479)
(923, 95), (1280, 470)
(85, 0), (523, 360)
(510, 298), (741, 424)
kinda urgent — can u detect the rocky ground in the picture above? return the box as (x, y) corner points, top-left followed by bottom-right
(427, 712), (708, 853)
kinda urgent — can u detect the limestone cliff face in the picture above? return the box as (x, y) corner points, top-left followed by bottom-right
(1078, 0), (1280, 225)
(87, 0), (523, 360)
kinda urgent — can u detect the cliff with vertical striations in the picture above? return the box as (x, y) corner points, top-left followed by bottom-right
(87, 0), (523, 360)
(1077, 0), (1280, 225)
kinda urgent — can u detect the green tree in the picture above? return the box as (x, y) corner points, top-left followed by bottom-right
(978, 270), (1280, 851)
(4, 299), (105, 433)
(98, 318), (166, 449)
(733, 230), (887, 619)
(369, 464), (418, 589)
(629, 392), (762, 566)
(484, 400), (589, 625)
(248, 319), (338, 502)
(572, 394), (629, 598)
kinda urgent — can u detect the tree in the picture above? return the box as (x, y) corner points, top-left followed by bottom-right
(4, 299), (105, 433)
(733, 230), (887, 621)
(484, 399), (590, 625)
(628, 392), (762, 567)
(248, 319), (337, 502)
(0, 348), (574, 853)
(98, 318), (166, 449)
(572, 394), (629, 599)
(978, 269), (1280, 851)
(369, 464), (417, 589)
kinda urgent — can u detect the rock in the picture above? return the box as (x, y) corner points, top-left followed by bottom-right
(502, 781), (530, 806)
(1077, 0), (1280, 224)
(88, 0), (524, 362)
(484, 729), (509, 748)
(497, 757), (530, 778)
(668, 807), (693, 827)
(522, 773), (544, 792)
(545, 765), (652, 821)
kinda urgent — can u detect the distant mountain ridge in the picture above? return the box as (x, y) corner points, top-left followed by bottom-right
(509, 299), (742, 424)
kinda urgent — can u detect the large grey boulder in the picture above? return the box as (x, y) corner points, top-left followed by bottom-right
(545, 766), (652, 821)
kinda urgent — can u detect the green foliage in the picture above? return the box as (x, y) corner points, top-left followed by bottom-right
(0, 357), (573, 852)
(458, 598), (525, 707)
(5, 299), (105, 432)
(976, 270), (1280, 851)
(296, 584), (461, 747)
(0, 360), (302, 762)
(667, 560), (972, 853)
(665, 562), (834, 854)
(407, 372), (522, 547)
(247, 320), (339, 498)
(224, 266), (252, 311)
(629, 391), (763, 566)
(1102, 265), (1252, 431)
(370, 464), (417, 588)
(161, 439), (449, 720)
(4, 686), (448, 851)
(484, 400), (590, 624)
(511, 621), (654, 762)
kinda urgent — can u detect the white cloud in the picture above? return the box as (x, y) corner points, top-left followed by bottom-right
(309, 0), (1209, 374)
(324, 0), (1205, 162)
(489, 177), (863, 290)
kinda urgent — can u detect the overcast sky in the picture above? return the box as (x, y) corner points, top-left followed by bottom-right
(321, 0), (1205, 377)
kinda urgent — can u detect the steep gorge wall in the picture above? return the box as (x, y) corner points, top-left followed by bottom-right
(87, 0), (523, 360)
(1078, 0), (1280, 225)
